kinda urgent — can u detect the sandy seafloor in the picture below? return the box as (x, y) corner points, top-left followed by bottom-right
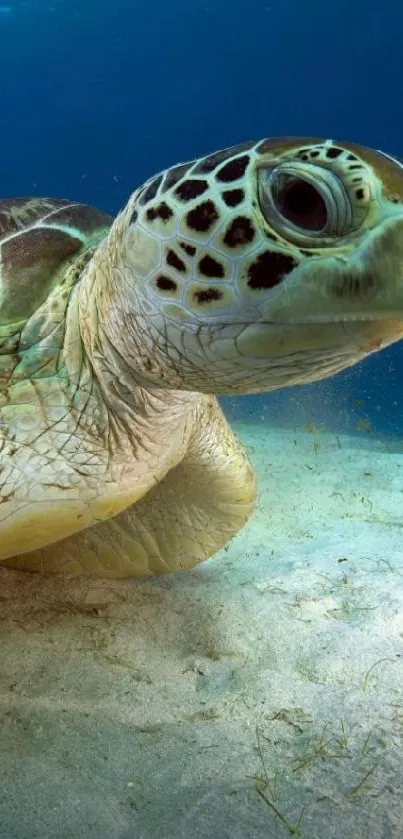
(0, 421), (403, 839)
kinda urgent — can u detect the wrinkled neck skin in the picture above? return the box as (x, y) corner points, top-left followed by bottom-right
(68, 220), (200, 453)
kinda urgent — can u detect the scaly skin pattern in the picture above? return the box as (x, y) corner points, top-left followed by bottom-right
(0, 271), (202, 561)
(2, 137), (403, 577)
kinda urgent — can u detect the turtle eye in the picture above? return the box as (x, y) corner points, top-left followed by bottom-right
(258, 161), (354, 243)
(270, 172), (327, 232)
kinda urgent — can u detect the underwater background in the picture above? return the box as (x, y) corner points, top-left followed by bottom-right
(2, 4), (403, 838)
(1, 0), (402, 437)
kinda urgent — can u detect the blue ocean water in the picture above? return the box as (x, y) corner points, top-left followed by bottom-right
(1, 0), (402, 436)
(2, 8), (403, 837)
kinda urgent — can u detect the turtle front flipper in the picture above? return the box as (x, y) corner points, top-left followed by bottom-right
(3, 397), (256, 578)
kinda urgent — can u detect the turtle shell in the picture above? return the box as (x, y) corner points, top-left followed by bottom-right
(0, 197), (113, 325)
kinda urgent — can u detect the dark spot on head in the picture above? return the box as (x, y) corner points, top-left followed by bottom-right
(146, 202), (173, 222)
(194, 287), (223, 304)
(138, 175), (164, 206)
(216, 155), (250, 183)
(222, 188), (245, 207)
(156, 275), (178, 292)
(180, 241), (197, 256)
(355, 187), (365, 200)
(174, 179), (209, 201)
(186, 200), (219, 233)
(297, 148), (317, 159)
(348, 164), (364, 171)
(198, 254), (225, 278)
(255, 137), (320, 155)
(247, 251), (298, 289)
(161, 162), (194, 192)
(310, 150), (320, 158)
(129, 209), (138, 225)
(223, 216), (255, 248)
(192, 142), (255, 175)
(166, 249), (187, 273)
(347, 153), (358, 161)
(326, 146), (344, 159)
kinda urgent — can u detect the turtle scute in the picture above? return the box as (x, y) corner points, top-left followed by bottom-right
(0, 197), (112, 325)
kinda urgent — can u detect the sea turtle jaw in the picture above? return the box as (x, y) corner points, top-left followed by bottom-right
(254, 213), (403, 327)
(83, 226), (403, 396)
(178, 211), (403, 391)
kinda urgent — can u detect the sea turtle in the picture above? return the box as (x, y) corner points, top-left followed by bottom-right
(2, 136), (403, 578)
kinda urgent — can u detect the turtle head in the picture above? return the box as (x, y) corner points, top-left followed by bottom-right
(110, 137), (403, 394)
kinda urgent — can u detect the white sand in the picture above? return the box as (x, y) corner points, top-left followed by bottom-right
(0, 423), (403, 838)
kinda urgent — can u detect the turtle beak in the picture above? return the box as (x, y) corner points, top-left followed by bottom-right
(263, 214), (403, 326)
